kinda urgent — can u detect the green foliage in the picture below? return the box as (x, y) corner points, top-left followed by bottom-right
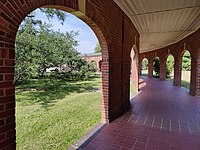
(40, 8), (67, 24)
(142, 58), (148, 70)
(94, 43), (102, 53)
(167, 71), (190, 90)
(130, 81), (134, 98)
(153, 57), (160, 77)
(15, 9), (93, 84)
(182, 51), (191, 71)
(166, 55), (174, 77)
(15, 17), (40, 83)
(89, 61), (97, 72)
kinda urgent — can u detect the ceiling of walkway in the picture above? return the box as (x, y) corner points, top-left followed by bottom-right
(114, 0), (200, 53)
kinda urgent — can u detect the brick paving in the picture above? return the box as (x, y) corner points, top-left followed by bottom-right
(83, 77), (200, 150)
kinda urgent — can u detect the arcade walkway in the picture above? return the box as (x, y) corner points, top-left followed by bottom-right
(83, 77), (200, 150)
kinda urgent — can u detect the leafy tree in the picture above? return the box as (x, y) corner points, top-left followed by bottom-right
(94, 43), (101, 53)
(15, 9), (91, 83)
(182, 51), (191, 71)
(153, 57), (160, 77)
(166, 55), (174, 77)
(40, 8), (67, 24)
(142, 59), (148, 70)
(15, 17), (39, 83)
(89, 61), (97, 72)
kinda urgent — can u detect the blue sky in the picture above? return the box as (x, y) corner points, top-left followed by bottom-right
(34, 9), (98, 54)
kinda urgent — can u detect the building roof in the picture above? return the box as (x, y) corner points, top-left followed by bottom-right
(81, 53), (102, 57)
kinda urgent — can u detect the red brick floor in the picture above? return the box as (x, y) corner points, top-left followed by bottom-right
(83, 77), (200, 150)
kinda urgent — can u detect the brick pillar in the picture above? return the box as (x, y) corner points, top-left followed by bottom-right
(148, 59), (153, 77)
(138, 60), (141, 76)
(160, 57), (166, 80)
(0, 48), (16, 150)
(174, 56), (182, 86)
(190, 46), (200, 96)
(195, 44), (200, 96)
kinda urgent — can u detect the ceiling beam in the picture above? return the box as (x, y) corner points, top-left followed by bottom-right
(78, 0), (86, 14)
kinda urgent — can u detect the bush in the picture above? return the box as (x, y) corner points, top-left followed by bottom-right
(182, 51), (191, 71)
(49, 64), (92, 81)
(166, 55), (174, 78)
(142, 59), (148, 70)
(89, 61), (97, 72)
(153, 57), (160, 76)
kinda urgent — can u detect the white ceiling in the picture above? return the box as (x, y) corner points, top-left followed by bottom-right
(114, 0), (200, 53)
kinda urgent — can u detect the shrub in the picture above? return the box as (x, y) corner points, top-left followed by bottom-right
(153, 57), (160, 76)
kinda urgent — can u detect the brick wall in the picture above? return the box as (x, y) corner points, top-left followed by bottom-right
(82, 54), (102, 71)
(0, 0), (139, 149)
(139, 29), (200, 96)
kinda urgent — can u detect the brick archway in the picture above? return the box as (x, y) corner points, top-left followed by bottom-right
(0, 1), (140, 149)
(139, 29), (200, 96)
(83, 53), (102, 72)
(0, 1), (111, 149)
(98, 60), (102, 71)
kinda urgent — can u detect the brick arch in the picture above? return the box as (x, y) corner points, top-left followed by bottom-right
(98, 60), (102, 71)
(164, 52), (175, 62)
(90, 60), (97, 63)
(12, 3), (110, 106)
(141, 57), (149, 63)
(139, 28), (200, 96)
(0, 1), (111, 149)
(0, 0), (140, 149)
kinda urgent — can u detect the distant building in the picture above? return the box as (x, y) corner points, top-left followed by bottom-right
(81, 53), (102, 72)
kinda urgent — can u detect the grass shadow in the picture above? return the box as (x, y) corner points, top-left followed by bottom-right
(16, 75), (102, 109)
(167, 78), (190, 90)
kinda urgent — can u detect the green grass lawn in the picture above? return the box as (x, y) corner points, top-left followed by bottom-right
(130, 81), (134, 97)
(16, 75), (102, 150)
(141, 70), (148, 76)
(167, 71), (190, 90)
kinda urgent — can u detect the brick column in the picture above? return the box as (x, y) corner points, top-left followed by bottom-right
(148, 59), (153, 77)
(138, 59), (142, 76)
(195, 43), (200, 96)
(174, 56), (182, 86)
(0, 48), (16, 150)
(190, 45), (200, 96)
(160, 57), (167, 80)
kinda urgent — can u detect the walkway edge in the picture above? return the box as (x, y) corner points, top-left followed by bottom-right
(68, 123), (106, 150)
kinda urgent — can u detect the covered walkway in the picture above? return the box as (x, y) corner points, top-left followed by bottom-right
(83, 77), (200, 150)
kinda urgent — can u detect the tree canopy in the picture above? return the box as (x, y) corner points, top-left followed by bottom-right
(15, 8), (95, 84)
(182, 51), (191, 71)
(94, 43), (102, 53)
